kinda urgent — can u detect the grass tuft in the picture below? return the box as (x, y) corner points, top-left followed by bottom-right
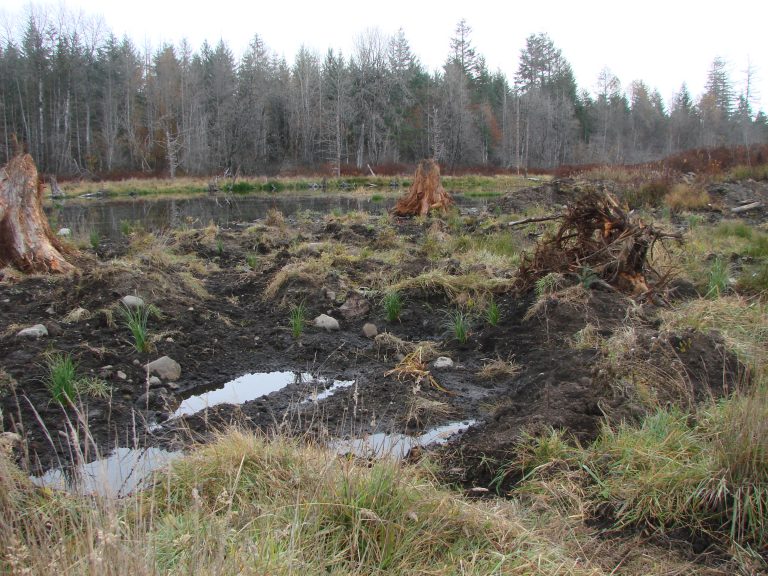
(382, 291), (403, 322)
(289, 300), (307, 339)
(119, 302), (152, 353)
(44, 352), (77, 404)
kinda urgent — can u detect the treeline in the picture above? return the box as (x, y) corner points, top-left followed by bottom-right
(1, 10), (767, 177)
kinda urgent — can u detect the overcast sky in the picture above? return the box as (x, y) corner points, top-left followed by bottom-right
(2, 0), (766, 111)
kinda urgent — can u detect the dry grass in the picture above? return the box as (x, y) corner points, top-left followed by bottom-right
(664, 183), (711, 211)
(477, 358), (522, 381)
(384, 347), (451, 393)
(373, 332), (441, 361)
(0, 429), (604, 576)
(263, 259), (328, 300)
(390, 269), (513, 302)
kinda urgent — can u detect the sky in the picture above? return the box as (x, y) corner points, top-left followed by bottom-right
(2, 0), (767, 112)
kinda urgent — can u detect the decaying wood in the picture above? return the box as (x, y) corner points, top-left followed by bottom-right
(0, 153), (75, 273)
(393, 159), (453, 217)
(516, 188), (680, 296)
(507, 214), (563, 227)
(730, 201), (762, 213)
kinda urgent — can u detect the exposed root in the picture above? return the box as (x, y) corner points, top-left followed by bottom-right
(516, 187), (680, 297)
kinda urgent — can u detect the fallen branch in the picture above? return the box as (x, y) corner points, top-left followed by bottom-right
(507, 214), (562, 227)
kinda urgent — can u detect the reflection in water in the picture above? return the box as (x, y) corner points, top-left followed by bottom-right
(174, 371), (308, 417)
(332, 420), (477, 459)
(31, 447), (180, 497)
(46, 193), (491, 239)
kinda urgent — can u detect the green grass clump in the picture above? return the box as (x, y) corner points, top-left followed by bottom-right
(230, 181), (256, 194)
(727, 163), (768, 181)
(706, 256), (730, 298)
(289, 300), (307, 339)
(89, 230), (100, 250)
(120, 302), (152, 353)
(446, 309), (471, 344)
(44, 352), (78, 404)
(382, 291), (403, 322)
(484, 298), (500, 326)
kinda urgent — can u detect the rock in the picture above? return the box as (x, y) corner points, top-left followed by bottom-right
(314, 314), (340, 331)
(362, 323), (378, 338)
(144, 356), (182, 381)
(133, 359), (141, 366)
(57, 227), (71, 237)
(338, 293), (370, 320)
(43, 321), (62, 337)
(116, 371), (127, 380)
(325, 289), (337, 302)
(148, 376), (163, 388)
(17, 324), (48, 339)
(433, 357), (454, 370)
(121, 295), (145, 309)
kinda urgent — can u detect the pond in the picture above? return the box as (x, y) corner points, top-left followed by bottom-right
(46, 192), (495, 239)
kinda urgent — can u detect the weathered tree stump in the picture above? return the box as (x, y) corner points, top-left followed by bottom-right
(393, 159), (453, 217)
(0, 153), (75, 273)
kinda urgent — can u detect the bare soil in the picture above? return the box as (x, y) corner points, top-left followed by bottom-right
(0, 183), (747, 486)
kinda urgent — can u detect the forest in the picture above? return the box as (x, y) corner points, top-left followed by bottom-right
(1, 9), (767, 177)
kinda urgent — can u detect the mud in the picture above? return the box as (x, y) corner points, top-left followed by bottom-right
(0, 183), (748, 488)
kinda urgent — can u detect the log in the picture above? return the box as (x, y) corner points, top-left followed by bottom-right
(0, 153), (75, 273)
(730, 201), (763, 214)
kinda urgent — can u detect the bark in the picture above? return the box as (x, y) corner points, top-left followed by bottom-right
(0, 153), (74, 273)
(393, 159), (453, 217)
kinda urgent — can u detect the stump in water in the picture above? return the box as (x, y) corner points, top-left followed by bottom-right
(393, 159), (453, 217)
(0, 153), (74, 273)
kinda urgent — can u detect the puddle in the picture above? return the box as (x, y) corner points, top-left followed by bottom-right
(332, 420), (477, 459)
(174, 371), (309, 417)
(174, 371), (356, 417)
(304, 378), (355, 403)
(31, 447), (180, 497)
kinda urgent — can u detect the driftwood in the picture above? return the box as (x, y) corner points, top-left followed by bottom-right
(0, 153), (75, 273)
(730, 201), (763, 213)
(393, 159), (453, 217)
(516, 188), (679, 296)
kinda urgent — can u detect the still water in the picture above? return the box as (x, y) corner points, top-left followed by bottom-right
(47, 193), (490, 239)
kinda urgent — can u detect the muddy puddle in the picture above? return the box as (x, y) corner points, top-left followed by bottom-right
(31, 447), (180, 497)
(174, 371), (356, 418)
(332, 420), (477, 459)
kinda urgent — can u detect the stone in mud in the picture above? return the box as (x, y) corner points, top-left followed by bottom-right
(433, 357), (454, 370)
(17, 324), (48, 339)
(338, 293), (370, 320)
(148, 376), (163, 388)
(121, 295), (145, 309)
(314, 314), (340, 331)
(44, 321), (62, 337)
(362, 323), (378, 338)
(144, 356), (182, 381)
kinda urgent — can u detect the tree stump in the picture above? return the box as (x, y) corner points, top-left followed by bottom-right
(0, 153), (75, 273)
(393, 159), (453, 217)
